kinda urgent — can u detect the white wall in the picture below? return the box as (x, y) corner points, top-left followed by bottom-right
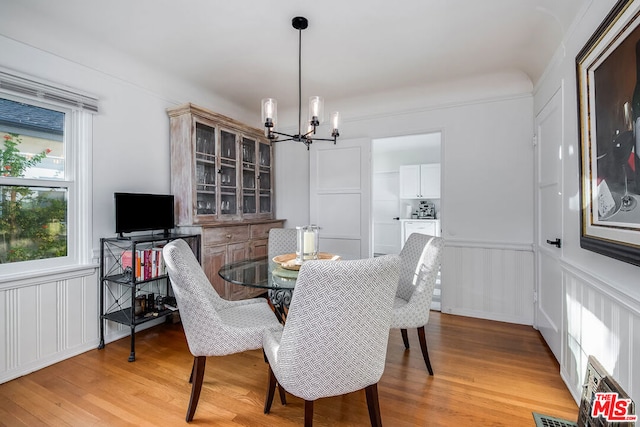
(534, 0), (640, 404)
(273, 142), (310, 228)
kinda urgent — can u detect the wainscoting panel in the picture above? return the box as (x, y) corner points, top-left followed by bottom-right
(561, 264), (639, 404)
(0, 267), (99, 384)
(441, 240), (534, 325)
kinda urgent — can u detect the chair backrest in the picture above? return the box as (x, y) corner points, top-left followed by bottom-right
(162, 239), (229, 355)
(268, 228), (297, 259)
(396, 233), (443, 303)
(272, 255), (400, 401)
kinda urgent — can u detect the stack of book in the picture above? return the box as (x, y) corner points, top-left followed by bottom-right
(120, 245), (166, 281)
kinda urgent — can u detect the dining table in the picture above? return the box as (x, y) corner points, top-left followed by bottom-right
(218, 257), (298, 322)
(218, 252), (340, 322)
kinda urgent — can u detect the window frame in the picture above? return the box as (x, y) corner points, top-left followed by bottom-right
(0, 81), (94, 282)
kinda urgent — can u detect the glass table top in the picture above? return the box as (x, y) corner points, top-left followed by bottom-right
(217, 257), (298, 290)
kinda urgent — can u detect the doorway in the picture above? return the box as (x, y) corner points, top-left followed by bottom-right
(371, 133), (442, 256)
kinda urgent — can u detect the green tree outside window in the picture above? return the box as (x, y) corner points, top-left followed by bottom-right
(0, 133), (67, 263)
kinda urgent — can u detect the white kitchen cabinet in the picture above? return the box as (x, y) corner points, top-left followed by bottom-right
(399, 164), (440, 199)
(399, 165), (420, 199)
(401, 219), (440, 244)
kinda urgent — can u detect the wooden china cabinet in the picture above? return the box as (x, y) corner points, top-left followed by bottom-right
(167, 103), (283, 300)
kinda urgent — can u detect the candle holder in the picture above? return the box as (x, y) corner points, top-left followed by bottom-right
(295, 225), (319, 264)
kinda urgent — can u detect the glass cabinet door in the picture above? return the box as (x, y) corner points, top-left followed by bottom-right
(242, 136), (257, 214)
(219, 129), (237, 216)
(258, 142), (272, 214)
(195, 122), (216, 215)
(170, 104), (275, 225)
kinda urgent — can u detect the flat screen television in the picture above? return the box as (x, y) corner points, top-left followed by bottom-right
(115, 192), (175, 237)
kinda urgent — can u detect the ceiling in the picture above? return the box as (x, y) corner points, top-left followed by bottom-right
(2, 0), (589, 115)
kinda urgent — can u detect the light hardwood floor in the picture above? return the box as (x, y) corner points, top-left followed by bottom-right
(0, 311), (578, 426)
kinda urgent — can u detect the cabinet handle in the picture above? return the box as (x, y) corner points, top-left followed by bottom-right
(226, 234), (232, 239)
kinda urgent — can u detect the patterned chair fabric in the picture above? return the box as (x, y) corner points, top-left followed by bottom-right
(162, 239), (282, 422)
(390, 233), (444, 375)
(263, 255), (400, 426)
(268, 227), (298, 258)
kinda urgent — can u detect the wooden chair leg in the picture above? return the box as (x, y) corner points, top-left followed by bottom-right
(417, 326), (434, 375)
(304, 400), (314, 427)
(263, 350), (286, 405)
(186, 356), (206, 422)
(365, 383), (383, 427)
(264, 366), (277, 414)
(188, 357), (196, 383)
(401, 328), (410, 349)
(277, 383), (287, 405)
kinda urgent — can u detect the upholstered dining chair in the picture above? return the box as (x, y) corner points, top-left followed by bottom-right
(268, 227), (298, 258)
(391, 233), (444, 375)
(263, 255), (400, 427)
(162, 239), (283, 422)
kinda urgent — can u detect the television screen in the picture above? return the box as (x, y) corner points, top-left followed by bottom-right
(115, 192), (175, 236)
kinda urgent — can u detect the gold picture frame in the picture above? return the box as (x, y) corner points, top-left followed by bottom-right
(577, 0), (640, 266)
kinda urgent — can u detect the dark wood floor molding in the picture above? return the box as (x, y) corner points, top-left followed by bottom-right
(0, 312), (577, 426)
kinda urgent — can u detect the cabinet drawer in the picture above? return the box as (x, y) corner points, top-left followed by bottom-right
(203, 225), (250, 246)
(405, 222), (436, 234)
(250, 221), (283, 240)
(402, 219), (440, 244)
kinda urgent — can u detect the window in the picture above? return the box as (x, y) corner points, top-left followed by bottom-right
(0, 69), (97, 277)
(0, 99), (66, 264)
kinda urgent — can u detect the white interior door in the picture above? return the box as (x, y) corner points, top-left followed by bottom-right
(373, 171), (401, 255)
(310, 138), (371, 260)
(535, 87), (563, 361)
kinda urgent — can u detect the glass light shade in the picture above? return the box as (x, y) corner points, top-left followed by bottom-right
(331, 111), (340, 132)
(308, 96), (324, 125)
(261, 98), (277, 124)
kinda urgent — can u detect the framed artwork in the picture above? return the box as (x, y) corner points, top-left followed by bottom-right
(577, 0), (640, 266)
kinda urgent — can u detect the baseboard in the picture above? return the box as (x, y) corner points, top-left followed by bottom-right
(442, 306), (533, 326)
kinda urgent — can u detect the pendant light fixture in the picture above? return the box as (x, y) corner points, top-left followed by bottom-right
(261, 16), (340, 149)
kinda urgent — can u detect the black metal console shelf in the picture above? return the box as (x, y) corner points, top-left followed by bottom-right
(98, 232), (200, 361)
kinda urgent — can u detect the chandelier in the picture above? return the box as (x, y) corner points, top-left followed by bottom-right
(261, 16), (340, 149)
